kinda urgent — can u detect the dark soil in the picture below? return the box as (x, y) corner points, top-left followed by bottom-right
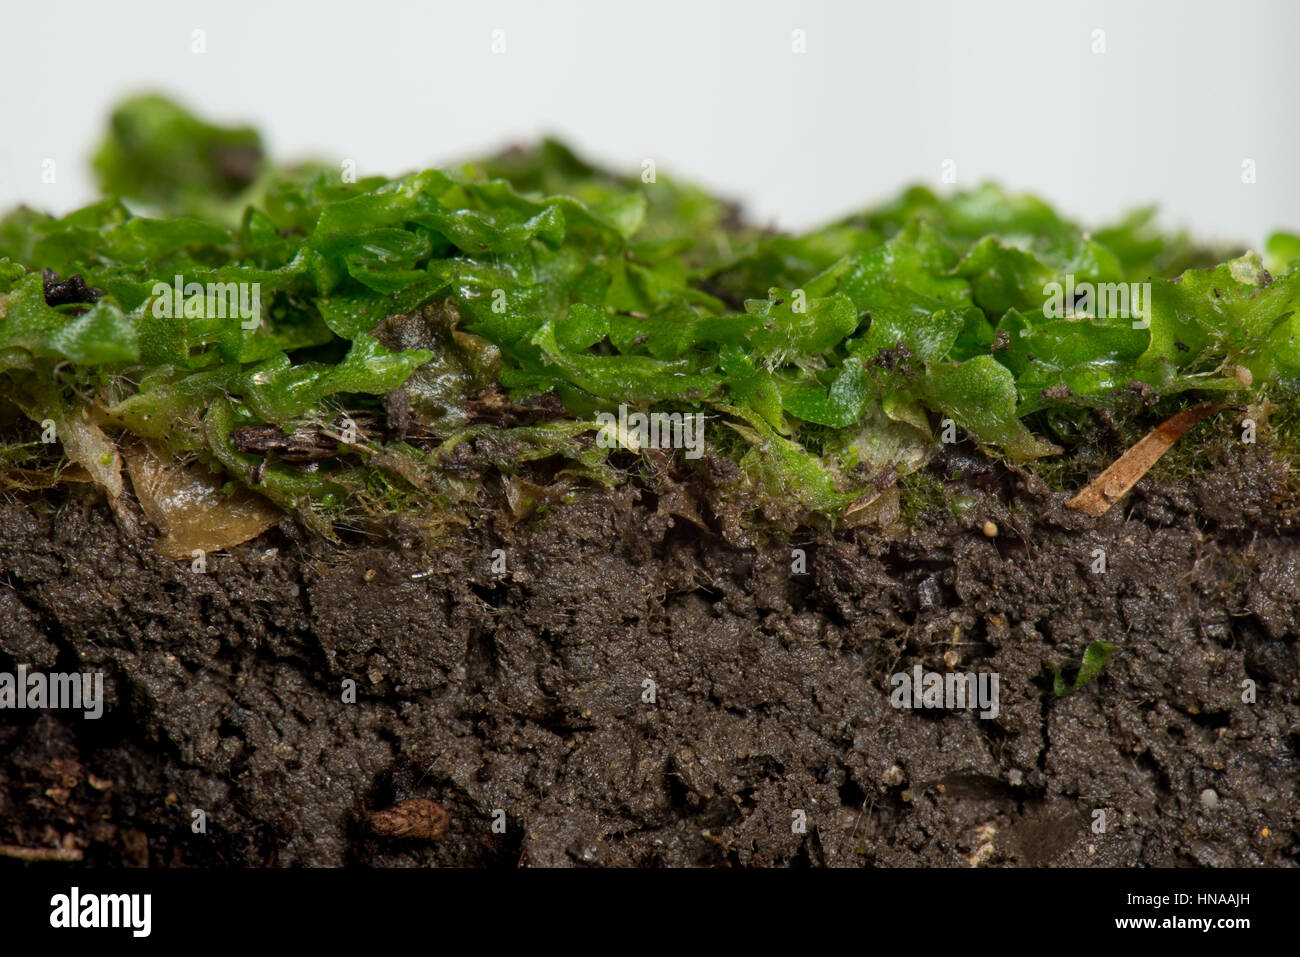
(2, 438), (1298, 868)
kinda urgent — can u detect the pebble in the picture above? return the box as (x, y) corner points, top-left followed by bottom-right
(1199, 788), (1219, 808)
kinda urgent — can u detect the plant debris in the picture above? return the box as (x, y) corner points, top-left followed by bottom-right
(0, 843), (84, 862)
(1052, 641), (1121, 697)
(1065, 402), (1224, 516)
(367, 798), (450, 841)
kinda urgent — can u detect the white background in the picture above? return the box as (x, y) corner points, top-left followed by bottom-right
(2, 0), (1296, 245)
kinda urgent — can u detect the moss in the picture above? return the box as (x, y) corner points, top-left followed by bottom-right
(3, 96), (1299, 539)
(897, 468), (950, 523)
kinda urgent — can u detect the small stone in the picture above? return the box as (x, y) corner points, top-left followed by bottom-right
(122, 829), (149, 867)
(917, 576), (942, 609)
(1199, 788), (1219, 808)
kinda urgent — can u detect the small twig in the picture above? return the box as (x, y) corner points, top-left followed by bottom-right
(1066, 402), (1224, 517)
(0, 843), (83, 862)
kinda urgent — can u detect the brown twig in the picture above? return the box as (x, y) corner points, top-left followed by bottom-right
(0, 843), (83, 862)
(1066, 402), (1224, 517)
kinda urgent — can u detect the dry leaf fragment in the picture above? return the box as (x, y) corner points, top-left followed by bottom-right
(1066, 402), (1223, 517)
(123, 442), (279, 558)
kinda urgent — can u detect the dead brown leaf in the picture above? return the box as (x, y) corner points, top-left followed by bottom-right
(1066, 402), (1224, 517)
